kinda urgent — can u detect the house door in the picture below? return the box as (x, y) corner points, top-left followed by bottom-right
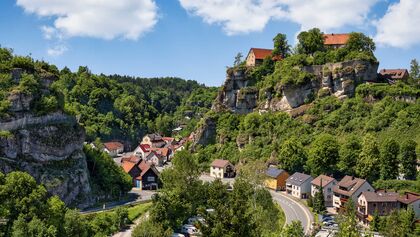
(135, 180), (142, 188)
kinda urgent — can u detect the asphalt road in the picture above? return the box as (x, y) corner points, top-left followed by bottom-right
(270, 190), (314, 235)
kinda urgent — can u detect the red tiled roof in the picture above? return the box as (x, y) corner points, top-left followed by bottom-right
(211, 159), (232, 168)
(139, 144), (151, 153)
(323, 33), (350, 45)
(398, 192), (420, 204)
(249, 48), (273, 60)
(121, 155), (140, 164)
(379, 69), (409, 80)
(103, 142), (124, 151)
(121, 161), (136, 173)
(311, 175), (336, 188)
(137, 159), (159, 177)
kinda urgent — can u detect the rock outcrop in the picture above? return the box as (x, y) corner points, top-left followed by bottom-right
(0, 70), (92, 208)
(191, 116), (217, 146)
(215, 60), (379, 113)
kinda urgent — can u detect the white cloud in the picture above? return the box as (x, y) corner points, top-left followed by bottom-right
(47, 44), (68, 57)
(179, 0), (287, 35)
(16, 0), (158, 40)
(281, 0), (378, 32)
(179, 0), (378, 35)
(375, 0), (420, 48)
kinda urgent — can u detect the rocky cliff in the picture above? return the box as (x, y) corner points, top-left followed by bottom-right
(214, 60), (379, 114)
(0, 69), (92, 208)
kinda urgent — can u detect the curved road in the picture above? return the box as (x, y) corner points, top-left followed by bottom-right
(269, 190), (314, 234)
(200, 175), (314, 234)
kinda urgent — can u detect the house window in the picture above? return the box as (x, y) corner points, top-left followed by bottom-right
(327, 188), (331, 192)
(147, 176), (155, 182)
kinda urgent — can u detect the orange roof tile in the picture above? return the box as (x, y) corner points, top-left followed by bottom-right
(121, 161), (136, 173)
(323, 34), (350, 45)
(103, 141), (124, 151)
(249, 48), (273, 60)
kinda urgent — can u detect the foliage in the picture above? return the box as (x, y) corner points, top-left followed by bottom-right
(306, 133), (339, 176)
(83, 145), (132, 198)
(336, 201), (362, 237)
(356, 134), (380, 182)
(373, 180), (420, 194)
(399, 140), (418, 180)
(379, 138), (400, 180)
(379, 208), (418, 237)
(296, 28), (325, 55)
(278, 136), (307, 173)
(313, 184), (326, 214)
(338, 135), (361, 176)
(281, 221), (304, 237)
(272, 33), (291, 58)
(409, 59), (419, 83)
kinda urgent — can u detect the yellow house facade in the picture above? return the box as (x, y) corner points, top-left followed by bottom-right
(265, 167), (289, 191)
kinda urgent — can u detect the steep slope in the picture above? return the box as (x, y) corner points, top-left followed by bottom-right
(0, 68), (92, 207)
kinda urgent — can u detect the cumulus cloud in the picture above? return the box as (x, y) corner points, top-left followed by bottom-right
(281, 0), (378, 31)
(16, 0), (158, 40)
(179, 0), (378, 35)
(375, 0), (420, 48)
(179, 0), (287, 35)
(47, 44), (68, 57)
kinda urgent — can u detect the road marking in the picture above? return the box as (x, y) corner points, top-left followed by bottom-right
(271, 191), (313, 234)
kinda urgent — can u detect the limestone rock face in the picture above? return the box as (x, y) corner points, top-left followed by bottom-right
(214, 60), (379, 114)
(191, 117), (217, 146)
(0, 70), (92, 208)
(0, 113), (92, 207)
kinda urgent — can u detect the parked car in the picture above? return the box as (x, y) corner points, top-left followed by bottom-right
(171, 233), (185, 237)
(181, 224), (200, 235)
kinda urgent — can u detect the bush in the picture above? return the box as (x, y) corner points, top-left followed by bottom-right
(11, 56), (35, 72)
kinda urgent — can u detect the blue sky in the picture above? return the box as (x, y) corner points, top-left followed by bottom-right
(0, 0), (419, 86)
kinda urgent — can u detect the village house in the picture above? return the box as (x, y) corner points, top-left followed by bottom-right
(323, 33), (350, 49)
(379, 69), (410, 82)
(264, 167), (289, 191)
(245, 48), (280, 67)
(398, 192), (420, 218)
(357, 191), (400, 224)
(311, 175), (337, 207)
(103, 141), (124, 157)
(333, 176), (374, 211)
(286, 172), (313, 199)
(133, 144), (151, 158)
(121, 159), (160, 190)
(210, 159), (235, 179)
(142, 133), (166, 148)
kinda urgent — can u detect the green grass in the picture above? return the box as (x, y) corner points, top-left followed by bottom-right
(127, 202), (152, 221)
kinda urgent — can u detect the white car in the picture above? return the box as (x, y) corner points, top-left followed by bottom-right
(181, 224), (200, 235)
(171, 233), (185, 237)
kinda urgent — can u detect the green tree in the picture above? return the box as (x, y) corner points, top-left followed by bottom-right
(380, 138), (400, 180)
(399, 140), (418, 180)
(338, 135), (361, 176)
(278, 136), (307, 173)
(297, 28), (325, 55)
(370, 210), (380, 232)
(313, 181), (326, 214)
(345, 32), (376, 53)
(409, 59), (419, 82)
(306, 133), (339, 176)
(132, 220), (172, 237)
(234, 52), (243, 67)
(272, 33), (291, 58)
(356, 134), (380, 181)
(63, 209), (88, 237)
(336, 201), (362, 237)
(281, 221), (304, 237)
